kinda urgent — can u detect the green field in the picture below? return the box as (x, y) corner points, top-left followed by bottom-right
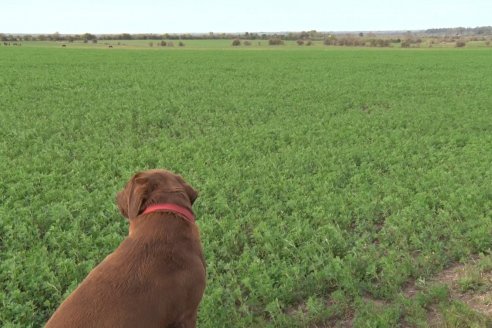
(0, 45), (491, 327)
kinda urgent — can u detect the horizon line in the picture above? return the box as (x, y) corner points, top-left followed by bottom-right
(2, 25), (491, 36)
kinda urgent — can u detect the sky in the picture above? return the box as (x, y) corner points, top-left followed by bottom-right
(1, 0), (491, 34)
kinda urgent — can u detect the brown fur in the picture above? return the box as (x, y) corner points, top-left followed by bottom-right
(46, 169), (206, 328)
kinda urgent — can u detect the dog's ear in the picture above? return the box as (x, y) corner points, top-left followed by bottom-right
(116, 173), (149, 220)
(116, 189), (129, 219)
(175, 174), (198, 205)
(183, 182), (198, 205)
(127, 175), (149, 219)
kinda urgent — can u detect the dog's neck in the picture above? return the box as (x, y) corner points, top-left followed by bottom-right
(140, 191), (194, 219)
(128, 204), (198, 240)
(142, 203), (195, 224)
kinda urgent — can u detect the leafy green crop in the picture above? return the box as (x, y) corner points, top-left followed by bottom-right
(1, 46), (491, 327)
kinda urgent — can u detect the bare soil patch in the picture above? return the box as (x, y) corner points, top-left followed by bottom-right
(404, 256), (492, 317)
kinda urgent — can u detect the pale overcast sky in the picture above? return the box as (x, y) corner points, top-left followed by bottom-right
(1, 0), (491, 34)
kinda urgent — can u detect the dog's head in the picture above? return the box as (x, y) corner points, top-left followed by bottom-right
(116, 169), (198, 220)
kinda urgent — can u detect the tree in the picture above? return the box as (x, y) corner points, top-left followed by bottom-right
(82, 33), (96, 41)
(324, 35), (337, 46)
(120, 33), (132, 40)
(308, 30), (318, 39)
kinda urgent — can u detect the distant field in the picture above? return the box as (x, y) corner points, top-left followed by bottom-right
(10, 39), (297, 49)
(0, 45), (491, 327)
(8, 38), (492, 49)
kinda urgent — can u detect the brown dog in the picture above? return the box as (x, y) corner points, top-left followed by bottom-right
(46, 169), (206, 328)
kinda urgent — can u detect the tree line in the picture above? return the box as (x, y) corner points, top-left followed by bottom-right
(0, 30), (335, 42)
(425, 26), (492, 36)
(1, 27), (491, 44)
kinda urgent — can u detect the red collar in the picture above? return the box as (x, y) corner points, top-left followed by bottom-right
(142, 203), (195, 224)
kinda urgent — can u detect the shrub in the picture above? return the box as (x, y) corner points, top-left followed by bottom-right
(305, 40), (313, 46)
(268, 38), (284, 45)
(485, 41), (491, 47)
(401, 41), (411, 48)
(243, 40), (252, 46)
(149, 42), (154, 47)
(160, 40), (167, 47)
(296, 39), (304, 46)
(368, 39), (390, 47)
(178, 41), (185, 47)
(455, 41), (466, 48)
(232, 39), (241, 46)
(324, 37), (337, 46)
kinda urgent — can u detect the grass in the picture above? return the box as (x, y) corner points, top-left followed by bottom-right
(0, 44), (491, 327)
